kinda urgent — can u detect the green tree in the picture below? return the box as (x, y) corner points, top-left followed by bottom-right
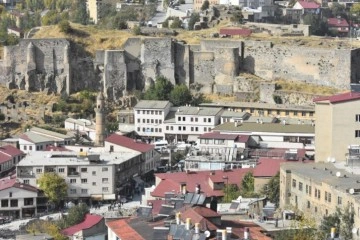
(340, 204), (355, 240)
(65, 203), (89, 226)
(303, 14), (328, 36)
(240, 172), (258, 197)
(144, 76), (174, 100)
(188, 13), (200, 30)
(169, 84), (192, 106)
(231, 10), (243, 24)
(351, 3), (360, 17)
(72, 0), (89, 25)
(201, 0), (209, 11)
(132, 25), (141, 35)
(170, 17), (182, 28)
(319, 208), (341, 240)
(330, 3), (347, 19)
(38, 173), (67, 207)
(222, 184), (240, 203)
(58, 20), (71, 33)
(261, 172), (280, 207)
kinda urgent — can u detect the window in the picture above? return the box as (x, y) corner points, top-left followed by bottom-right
(24, 180), (29, 184)
(102, 167), (108, 172)
(81, 179), (87, 184)
(178, 117), (181, 121)
(183, 126), (186, 131)
(92, 171), (96, 176)
(102, 187), (109, 192)
(24, 146), (27, 150)
(178, 126), (181, 131)
(204, 118), (207, 122)
(24, 198), (33, 206)
(302, 112), (306, 117)
(315, 207), (318, 213)
(171, 126), (173, 131)
(166, 126), (169, 130)
(310, 112), (313, 117)
(36, 168), (43, 174)
(70, 179), (76, 183)
(137, 119), (140, 123)
(182, 117), (185, 121)
(81, 189), (88, 194)
(308, 186), (312, 196)
(92, 182), (96, 186)
(9, 192), (12, 198)
(102, 178), (109, 183)
(29, 146), (32, 150)
(328, 193), (331, 203)
(159, 128), (162, 133)
(142, 119), (145, 123)
(10, 199), (18, 207)
(307, 200), (310, 208)
(325, 191), (328, 201)
(208, 118), (211, 122)
(306, 185), (308, 194)
(195, 127), (198, 132)
(191, 117), (194, 122)
(292, 179), (296, 188)
(318, 190), (321, 199)
(70, 189), (76, 194)
(338, 196), (342, 205)
(299, 182), (303, 191)
(191, 127), (194, 131)
(151, 110), (154, 115)
(285, 111), (289, 116)
(293, 111), (298, 116)
(81, 168), (87, 173)
(1, 200), (8, 207)
(151, 119), (154, 123)
(356, 130), (360, 138)
(58, 168), (65, 173)
(147, 119), (149, 123)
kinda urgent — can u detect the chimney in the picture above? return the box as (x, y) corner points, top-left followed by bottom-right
(186, 218), (191, 230)
(176, 212), (181, 225)
(222, 229), (227, 240)
(181, 183), (187, 194)
(195, 223), (200, 234)
(331, 228), (336, 239)
(226, 227), (232, 238)
(195, 184), (201, 194)
(244, 227), (250, 239)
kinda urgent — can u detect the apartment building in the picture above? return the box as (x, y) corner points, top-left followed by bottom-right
(0, 177), (43, 219)
(194, 0), (219, 11)
(163, 106), (223, 142)
(200, 102), (315, 120)
(0, 145), (25, 177)
(280, 162), (360, 238)
(19, 127), (72, 153)
(16, 150), (141, 202)
(314, 92), (360, 163)
(134, 100), (172, 141)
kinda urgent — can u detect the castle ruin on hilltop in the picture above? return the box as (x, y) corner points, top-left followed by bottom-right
(0, 37), (359, 100)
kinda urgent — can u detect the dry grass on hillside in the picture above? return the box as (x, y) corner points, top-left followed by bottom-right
(275, 79), (342, 96)
(33, 23), (133, 55)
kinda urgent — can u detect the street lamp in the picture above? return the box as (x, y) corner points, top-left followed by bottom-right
(223, 176), (229, 203)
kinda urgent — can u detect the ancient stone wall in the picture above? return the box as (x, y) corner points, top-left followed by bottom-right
(192, 51), (215, 93)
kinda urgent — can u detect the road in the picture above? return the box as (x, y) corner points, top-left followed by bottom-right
(149, 0), (167, 26)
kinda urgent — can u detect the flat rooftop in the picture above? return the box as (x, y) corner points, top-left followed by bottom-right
(17, 150), (140, 167)
(214, 122), (315, 134)
(175, 106), (223, 116)
(134, 100), (171, 109)
(200, 102), (315, 112)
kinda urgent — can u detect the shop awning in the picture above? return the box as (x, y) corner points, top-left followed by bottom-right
(90, 194), (116, 200)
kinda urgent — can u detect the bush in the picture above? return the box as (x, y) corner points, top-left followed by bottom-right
(58, 20), (72, 33)
(132, 25), (141, 35)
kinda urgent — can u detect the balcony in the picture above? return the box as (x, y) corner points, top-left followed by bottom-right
(17, 172), (35, 178)
(67, 172), (79, 176)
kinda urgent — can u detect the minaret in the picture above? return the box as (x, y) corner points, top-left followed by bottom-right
(94, 91), (106, 146)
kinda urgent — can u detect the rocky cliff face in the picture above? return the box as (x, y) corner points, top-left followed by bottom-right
(0, 37), (356, 101)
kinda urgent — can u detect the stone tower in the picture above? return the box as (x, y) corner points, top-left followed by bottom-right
(94, 91), (106, 146)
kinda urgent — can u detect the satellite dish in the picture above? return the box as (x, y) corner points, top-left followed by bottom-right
(336, 172), (341, 177)
(352, 228), (358, 234)
(204, 231), (210, 237)
(350, 188), (355, 195)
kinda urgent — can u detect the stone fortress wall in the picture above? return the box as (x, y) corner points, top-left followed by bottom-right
(0, 37), (359, 101)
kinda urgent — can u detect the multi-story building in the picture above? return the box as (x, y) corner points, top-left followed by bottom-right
(16, 150), (140, 202)
(194, 0), (219, 11)
(134, 100), (172, 141)
(19, 127), (72, 153)
(164, 106), (223, 142)
(200, 102), (315, 120)
(0, 177), (44, 219)
(314, 92), (360, 163)
(0, 145), (25, 177)
(280, 162), (360, 238)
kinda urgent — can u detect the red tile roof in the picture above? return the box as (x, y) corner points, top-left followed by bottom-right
(62, 214), (103, 236)
(313, 91), (360, 104)
(179, 206), (219, 231)
(0, 177), (38, 192)
(147, 199), (164, 215)
(0, 145), (23, 164)
(220, 28), (252, 37)
(105, 134), (154, 153)
(19, 133), (33, 143)
(253, 158), (286, 177)
(327, 18), (349, 28)
(106, 218), (145, 240)
(152, 169), (252, 198)
(236, 135), (250, 143)
(297, 1), (320, 9)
